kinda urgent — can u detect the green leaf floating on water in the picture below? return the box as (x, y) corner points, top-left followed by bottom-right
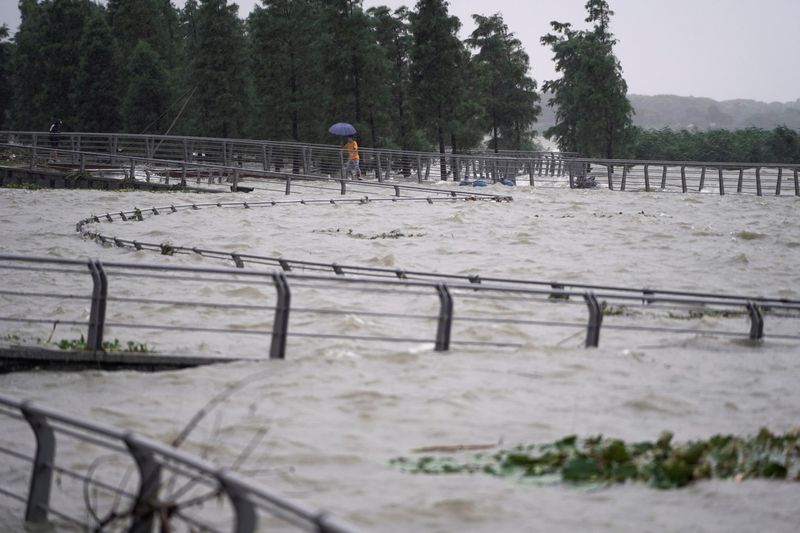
(390, 428), (800, 489)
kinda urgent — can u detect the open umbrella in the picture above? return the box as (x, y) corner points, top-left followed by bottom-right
(328, 122), (357, 136)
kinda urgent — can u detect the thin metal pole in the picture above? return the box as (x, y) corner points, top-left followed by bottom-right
(269, 272), (291, 359)
(583, 292), (603, 348)
(124, 433), (162, 533)
(435, 283), (453, 352)
(21, 403), (55, 523)
(87, 260), (108, 351)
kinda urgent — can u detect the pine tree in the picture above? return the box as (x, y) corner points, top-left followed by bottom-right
(74, 12), (121, 132)
(190, 0), (249, 138)
(541, 0), (633, 158)
(467, 14), (540, 152)
(122, 41), (170, 134)
(248, 0), (326, 143)
(0, 25), (13, 130)
(409, 0), (465, 179)
(12, 0), (97, 130)
(318, 0), (390, 148)
(369, 6), (425, 152)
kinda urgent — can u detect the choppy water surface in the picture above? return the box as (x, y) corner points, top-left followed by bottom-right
(1, 180), (799, 532)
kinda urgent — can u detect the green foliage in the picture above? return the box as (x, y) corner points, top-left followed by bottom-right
(0, 25), (13, 130)
(409, 0), (467, 172)
(122, 41), (171, 134)
(190, 0), (249, 138)
(541, 0), (633, 158)
(248, 0), (327, 143)
(627, 126), (800, 163)
(391, 429), (800, 489)
(467, 14), (540, 152)
(74, 11), (121, 132)
(55, 334), (153, 352)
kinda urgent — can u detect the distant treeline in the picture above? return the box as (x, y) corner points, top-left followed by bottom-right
(0, 0), (797, 166)
(627, 126), (800, 164)
(0, 0), (540, 158)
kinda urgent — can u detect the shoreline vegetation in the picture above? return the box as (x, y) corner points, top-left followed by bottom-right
(1, 1), (797, 165)
(392, 429), (800, 489)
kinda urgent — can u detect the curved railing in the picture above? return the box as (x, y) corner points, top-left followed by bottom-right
(0, 392), (359, 532)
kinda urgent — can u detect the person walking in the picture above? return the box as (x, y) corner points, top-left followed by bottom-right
(343, 136), (361, 179)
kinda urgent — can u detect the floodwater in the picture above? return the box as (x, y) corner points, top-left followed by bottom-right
(1, 177), (799, 532)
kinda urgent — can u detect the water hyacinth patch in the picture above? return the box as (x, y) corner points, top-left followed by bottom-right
(390, 429), (800, 489)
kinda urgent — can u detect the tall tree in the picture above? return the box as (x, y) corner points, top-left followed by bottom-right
(0, 25), (13, 130)
(409, 0), (465, 178)
(74, 12), (121, 132)
(122, 41), (170, 134)
(12, 0), (97, 130)
(248, 0), (326, 143)
(319, 0), (389, 147)
(541, 0), (633, 158)
(370, 6), (416, 149)
(189, 0), (249, 138)
(467, 13), (540, 152)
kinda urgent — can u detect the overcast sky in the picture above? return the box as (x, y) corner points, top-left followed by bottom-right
(1, 0), (798, 103)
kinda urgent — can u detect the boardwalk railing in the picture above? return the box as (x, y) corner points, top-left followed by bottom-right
(564, 158), (800, 196)
(0, 392), (359, 532)
(1, 130), (572, 185)
(1, 255), (798, 363)
(4, 130), (800, 195)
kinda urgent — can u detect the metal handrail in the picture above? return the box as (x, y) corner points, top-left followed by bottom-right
(0, 392), (360, 532)
(1, 255), (796, 362)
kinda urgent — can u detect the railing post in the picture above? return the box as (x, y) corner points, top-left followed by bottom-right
(746, 301), (764, 341)
(87, 259), (108, 351)
(567, 162), (574, 188)
(775, 167), (782, 196)
(583, 292), (603, 348)
(232, 169), (240, 191)
(284, 177), (291, 195)
(416, 155), (422, 183)
(620, 165), (627, 191)
(680, 165), (687, 193)
(718, 167), (725, 195)
(755, 167), (762, 196)
(31, 134), (38, 168)
(217, 470), (257, 533)
(606, 165), (613, 190)
(643, 164), (650, 192)
(434, 283), (453, 352)
(661, 165), (667, 189)
(528, 159), (535, 187)
(794, 169), (799, 196)
(269, 272), (291, 359)
(124, 433), (162, 533)
(340, 179), (346, 195)
(21, 403), (55, 523)
(698, 166), (706, 191)
(737, 168), (744, 193)
(376, 153), (383, 182)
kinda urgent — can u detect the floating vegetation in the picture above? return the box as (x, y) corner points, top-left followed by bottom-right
(55, 335), (153, 353)
(160, 242), (175, 255)
(391, 429), (800, 489)
(667, 308), (744, 320)
(313, 228), (425, 240)
(2, 182), (43, 190)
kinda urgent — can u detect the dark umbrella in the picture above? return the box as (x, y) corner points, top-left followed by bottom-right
(328, 122), (357, 136)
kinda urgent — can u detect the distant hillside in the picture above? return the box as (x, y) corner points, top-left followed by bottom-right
(536, 93), (800, 132)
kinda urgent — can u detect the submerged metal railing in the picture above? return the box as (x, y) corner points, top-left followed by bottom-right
(0, 130), (571, 185)
(0, 392), (359, 532)
(0, 142), (513, 201)
(1, 256), (798, 363)
(3, 130), (799, 195)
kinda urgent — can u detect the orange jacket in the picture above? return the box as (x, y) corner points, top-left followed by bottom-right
(343, 139), (359, 160)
